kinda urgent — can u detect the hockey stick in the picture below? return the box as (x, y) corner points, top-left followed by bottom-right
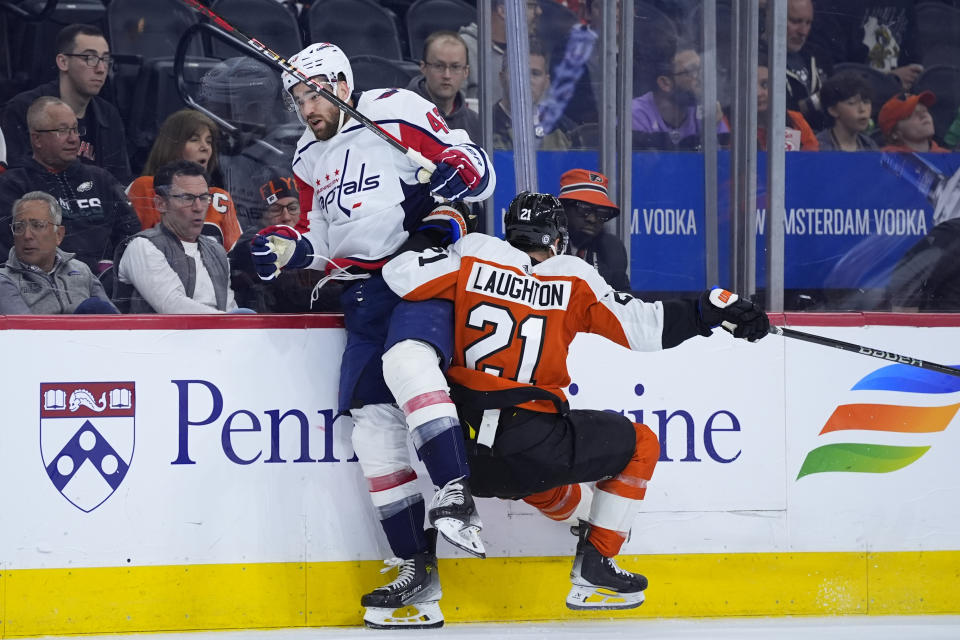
(179, 0), (436, 180)
(769, 326), (960, 378)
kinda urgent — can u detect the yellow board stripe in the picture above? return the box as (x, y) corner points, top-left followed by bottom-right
(3, 551), (960, 637)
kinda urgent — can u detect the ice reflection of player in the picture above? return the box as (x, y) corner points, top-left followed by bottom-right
(884, 153), (960, 311)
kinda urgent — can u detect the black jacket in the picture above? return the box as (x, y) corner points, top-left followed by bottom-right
(568, 231), (630, 292)
(0, 157), (141, 274)
(1, 80), (131, 183)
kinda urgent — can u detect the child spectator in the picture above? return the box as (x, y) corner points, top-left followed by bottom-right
(815, 71), (878, 151)
(878, 92), (949, 154)
(127, 109), (243, 251)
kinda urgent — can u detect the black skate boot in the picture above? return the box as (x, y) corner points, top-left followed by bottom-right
(361, 528), (443, 629)
(566, 520), (647, 610)
(428, 475), (485, 558)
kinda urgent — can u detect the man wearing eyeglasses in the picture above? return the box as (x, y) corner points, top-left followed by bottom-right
(407, 31), (480, 143)
(0, 191), (118, 314)
(115, 160), (241, 314)
(228, 169), (337, 313)
(0, 23), (130, 183)
(0, 96), (141, 292)
(557, 169), (630, 291)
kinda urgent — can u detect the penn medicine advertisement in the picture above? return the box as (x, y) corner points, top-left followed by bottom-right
(3, 319), (959, 574)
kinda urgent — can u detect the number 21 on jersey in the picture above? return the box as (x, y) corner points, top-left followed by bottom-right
(464, 302), (546, 384)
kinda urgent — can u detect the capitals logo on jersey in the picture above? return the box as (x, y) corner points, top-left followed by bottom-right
(40, 382), (135, 512)
(315, 149), (382, 215)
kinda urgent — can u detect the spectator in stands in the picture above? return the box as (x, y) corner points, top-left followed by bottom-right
(460, 0), (542, 103)
(127, 109), (243, 252)
(407, 31), (480, 142)
(878, 92), (949, 154)
(758, 46), (818, 151)
(557, 168), (630, 291)
(811, 1), (923, 90)
(0, 191), (118, 314)
(783, 0), (831, 131)
(229, 169), (339, 313)
(116, 161), (243, 314)
(632, 46), (729, 151)
(0, 97), (141, 285)
(493, 39), (576, 150)
(0, 24), (131, 182)
(814, 71), (878, 151)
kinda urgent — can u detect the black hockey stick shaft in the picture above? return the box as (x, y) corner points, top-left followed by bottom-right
(769, 325), (960, 378)
(179, 0), (436, 177)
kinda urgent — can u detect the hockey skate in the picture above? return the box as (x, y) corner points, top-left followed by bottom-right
(361, 529), (443, 629)
(428, 476), (486, 558)
(566, 521), (647, 610)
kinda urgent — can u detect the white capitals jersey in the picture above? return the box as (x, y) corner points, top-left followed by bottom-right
(383, 233), (668, 412)
(291, 88), (495, 272)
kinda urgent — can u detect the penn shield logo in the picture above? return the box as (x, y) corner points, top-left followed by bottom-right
(797, 364), (960, 478)
(40, 382), (135, 512)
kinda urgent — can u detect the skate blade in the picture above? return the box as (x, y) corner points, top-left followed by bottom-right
(434, 517), (486, 558)
(363, 602), (444, 629)
(565, 584), (645, 610)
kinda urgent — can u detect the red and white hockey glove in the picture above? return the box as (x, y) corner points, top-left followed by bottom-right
(250, 225), (312, 281)
(429, 143), (489, 201)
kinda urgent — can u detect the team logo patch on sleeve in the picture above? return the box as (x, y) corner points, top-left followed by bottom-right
(40, 382), (135, 513)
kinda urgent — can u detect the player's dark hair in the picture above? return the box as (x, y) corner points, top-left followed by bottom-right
(153, 160), (207, 194)
(819, 70), (874, 109)
(56, 23), (106, 55)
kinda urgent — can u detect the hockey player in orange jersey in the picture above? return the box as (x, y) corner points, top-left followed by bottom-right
(382, 191), (770, 610)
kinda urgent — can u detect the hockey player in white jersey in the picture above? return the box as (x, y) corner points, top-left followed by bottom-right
(382, 192), (770, 610)
(248, 43), (495, 629)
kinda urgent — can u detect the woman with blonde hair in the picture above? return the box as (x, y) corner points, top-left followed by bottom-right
(127, 109), (242, 251)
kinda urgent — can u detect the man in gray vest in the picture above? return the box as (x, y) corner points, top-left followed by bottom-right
(0, 190), (118, 314)
(116, 160), (241, 313)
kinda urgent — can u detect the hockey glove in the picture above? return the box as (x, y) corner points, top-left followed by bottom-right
(416, 202), (476, 246)
(697, 287), (770, 342)
(250, 225), (312, 281)
(429, 143), (489, 201)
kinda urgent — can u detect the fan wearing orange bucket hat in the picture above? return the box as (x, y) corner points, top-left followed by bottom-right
(879, 91), (949, 153)
(557, 168), (630, 291)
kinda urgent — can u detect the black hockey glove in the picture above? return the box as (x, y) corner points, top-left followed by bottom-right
(697, 288), (770, 342)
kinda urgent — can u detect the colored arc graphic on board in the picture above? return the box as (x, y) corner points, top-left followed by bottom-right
(797, 363), (960, 479)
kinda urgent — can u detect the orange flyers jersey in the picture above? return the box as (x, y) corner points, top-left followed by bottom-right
(126, 176), (244, 252)
(383, 233), (667, 412)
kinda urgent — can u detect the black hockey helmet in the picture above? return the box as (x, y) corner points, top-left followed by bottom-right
(504, 191), (569, 255)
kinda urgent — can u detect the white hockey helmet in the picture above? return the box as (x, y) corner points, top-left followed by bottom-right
(283, 42), (354, 102)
